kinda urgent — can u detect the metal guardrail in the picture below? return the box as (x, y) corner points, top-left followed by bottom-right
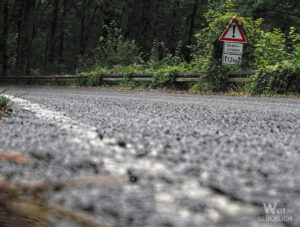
(0, 71), (256, 84)
(228, 71), (255, 82)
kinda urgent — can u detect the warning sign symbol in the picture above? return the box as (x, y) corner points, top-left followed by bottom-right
(219, 18), (247, 43)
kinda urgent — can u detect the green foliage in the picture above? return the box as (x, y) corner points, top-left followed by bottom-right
(232, 0), (300, 32)
(226, 82), (252, 96)
(189, 8), (257, 92)
(77, 61), (192, 89)
(254, 29), (288, 68)
(251, 27), (300, 94)
(77, 7), (300, 95)
(224, 0), (236, 13)
(77, 67), (109, 86)
(151, 67), (179, 88)
(288, 27), (300, 65)
(1, 0), (300, 79)
(251, 63), (300, 95)
(189, 5), (300, 95)
(111, 64), (144, 74)
(3, 0), (297, 94)
(191, 11), (264, 68)
(150, 58), (193, 88)
(0, 96), (10, 108)
(147, 40), (183, 70)
(118, 76), (136, 88)
(189, 77), (214, 94)
(94, 21), (141, 68)
(0, 95), (12, 115)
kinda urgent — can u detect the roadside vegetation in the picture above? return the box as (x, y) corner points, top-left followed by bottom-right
(76, 2), (300, 95)
(1, 0), (299, 95)
(0, 89), (12, 118)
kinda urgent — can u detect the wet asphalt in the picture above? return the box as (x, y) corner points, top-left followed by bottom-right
(1, 86), (300, 227)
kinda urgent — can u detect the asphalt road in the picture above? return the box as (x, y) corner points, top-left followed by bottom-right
(1, 86), (300, 227)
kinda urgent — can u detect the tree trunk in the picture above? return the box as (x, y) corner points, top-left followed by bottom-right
(188, 0), (198, 46)
(15, 1), (23, 68)
(44, 0), (59, 66)
(49, 0), (59, 63)
(79, 0), (87, 56)
(168, 0), (180, 54)
(1, 0), (9, 77)
(185, 0), (198, 61)
(79, 0), (99, 56)
(17, 0), (36, 76)
(59, 0), (69, 58)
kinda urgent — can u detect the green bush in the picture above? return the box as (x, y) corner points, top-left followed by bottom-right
(95, 21), (141, 68)
(251, 27), (300, 94)
(152, 68), (177, 88)
(254, 29), (288, 68)
(0, 96), (10, 108)
(288, 27), (300, 66)
(118, 76), (136, 88)
(189, 1), (264, 92)
(111, 64), (144, 74)
(191, 11), (263, 69)
(77, 68), (109, 86)
(151, 65), (191, 88)
(252, 63), (300, 94)
(189, 77), (214, 94)
(75, 1), (300, 95)
(147, 40), (183, 70)
(190, 2), (300, 95)
(0, 96), (13, 116)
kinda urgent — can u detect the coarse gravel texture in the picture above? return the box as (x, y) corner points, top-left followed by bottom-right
(1, 86), (300, 227)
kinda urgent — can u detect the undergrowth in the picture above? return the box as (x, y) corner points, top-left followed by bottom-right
(75, 2), (300, 95)
(0, 89), (13, 118)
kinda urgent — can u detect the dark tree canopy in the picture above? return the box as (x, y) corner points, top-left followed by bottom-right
(0, 0), (299, 76)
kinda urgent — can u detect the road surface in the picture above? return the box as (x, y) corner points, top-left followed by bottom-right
(1, 87), (300, 227)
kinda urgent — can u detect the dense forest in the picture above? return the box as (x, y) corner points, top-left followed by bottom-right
(0, 0), (299, 78)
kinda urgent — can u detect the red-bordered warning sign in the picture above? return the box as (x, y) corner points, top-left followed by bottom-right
(219, 18), (247, 43)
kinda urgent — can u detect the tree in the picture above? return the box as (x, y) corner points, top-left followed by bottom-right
(0, 0), (298, 76)
(233, 0), (300, 32)
(16, 0), (37, 75)
(44, 0), (59, 65)
(0, 0), (9, 77)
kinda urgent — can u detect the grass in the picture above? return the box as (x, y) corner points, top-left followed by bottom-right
(0, 89), (13, 118)
(0, 96), (13, 119)
(0, 96), (11, 108)
(60, 79), (300, 98)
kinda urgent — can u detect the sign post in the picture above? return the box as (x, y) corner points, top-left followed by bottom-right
(219, 17), (247, 65)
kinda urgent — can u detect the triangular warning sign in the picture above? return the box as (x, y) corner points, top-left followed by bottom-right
(219, 18), (247, 43)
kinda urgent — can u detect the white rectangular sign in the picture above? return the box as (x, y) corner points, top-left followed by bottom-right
(222, 53), (242, 65)
(224, 42), (243, 55)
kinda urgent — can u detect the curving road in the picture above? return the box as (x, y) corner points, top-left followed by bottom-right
(1, 86), (300, 227)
